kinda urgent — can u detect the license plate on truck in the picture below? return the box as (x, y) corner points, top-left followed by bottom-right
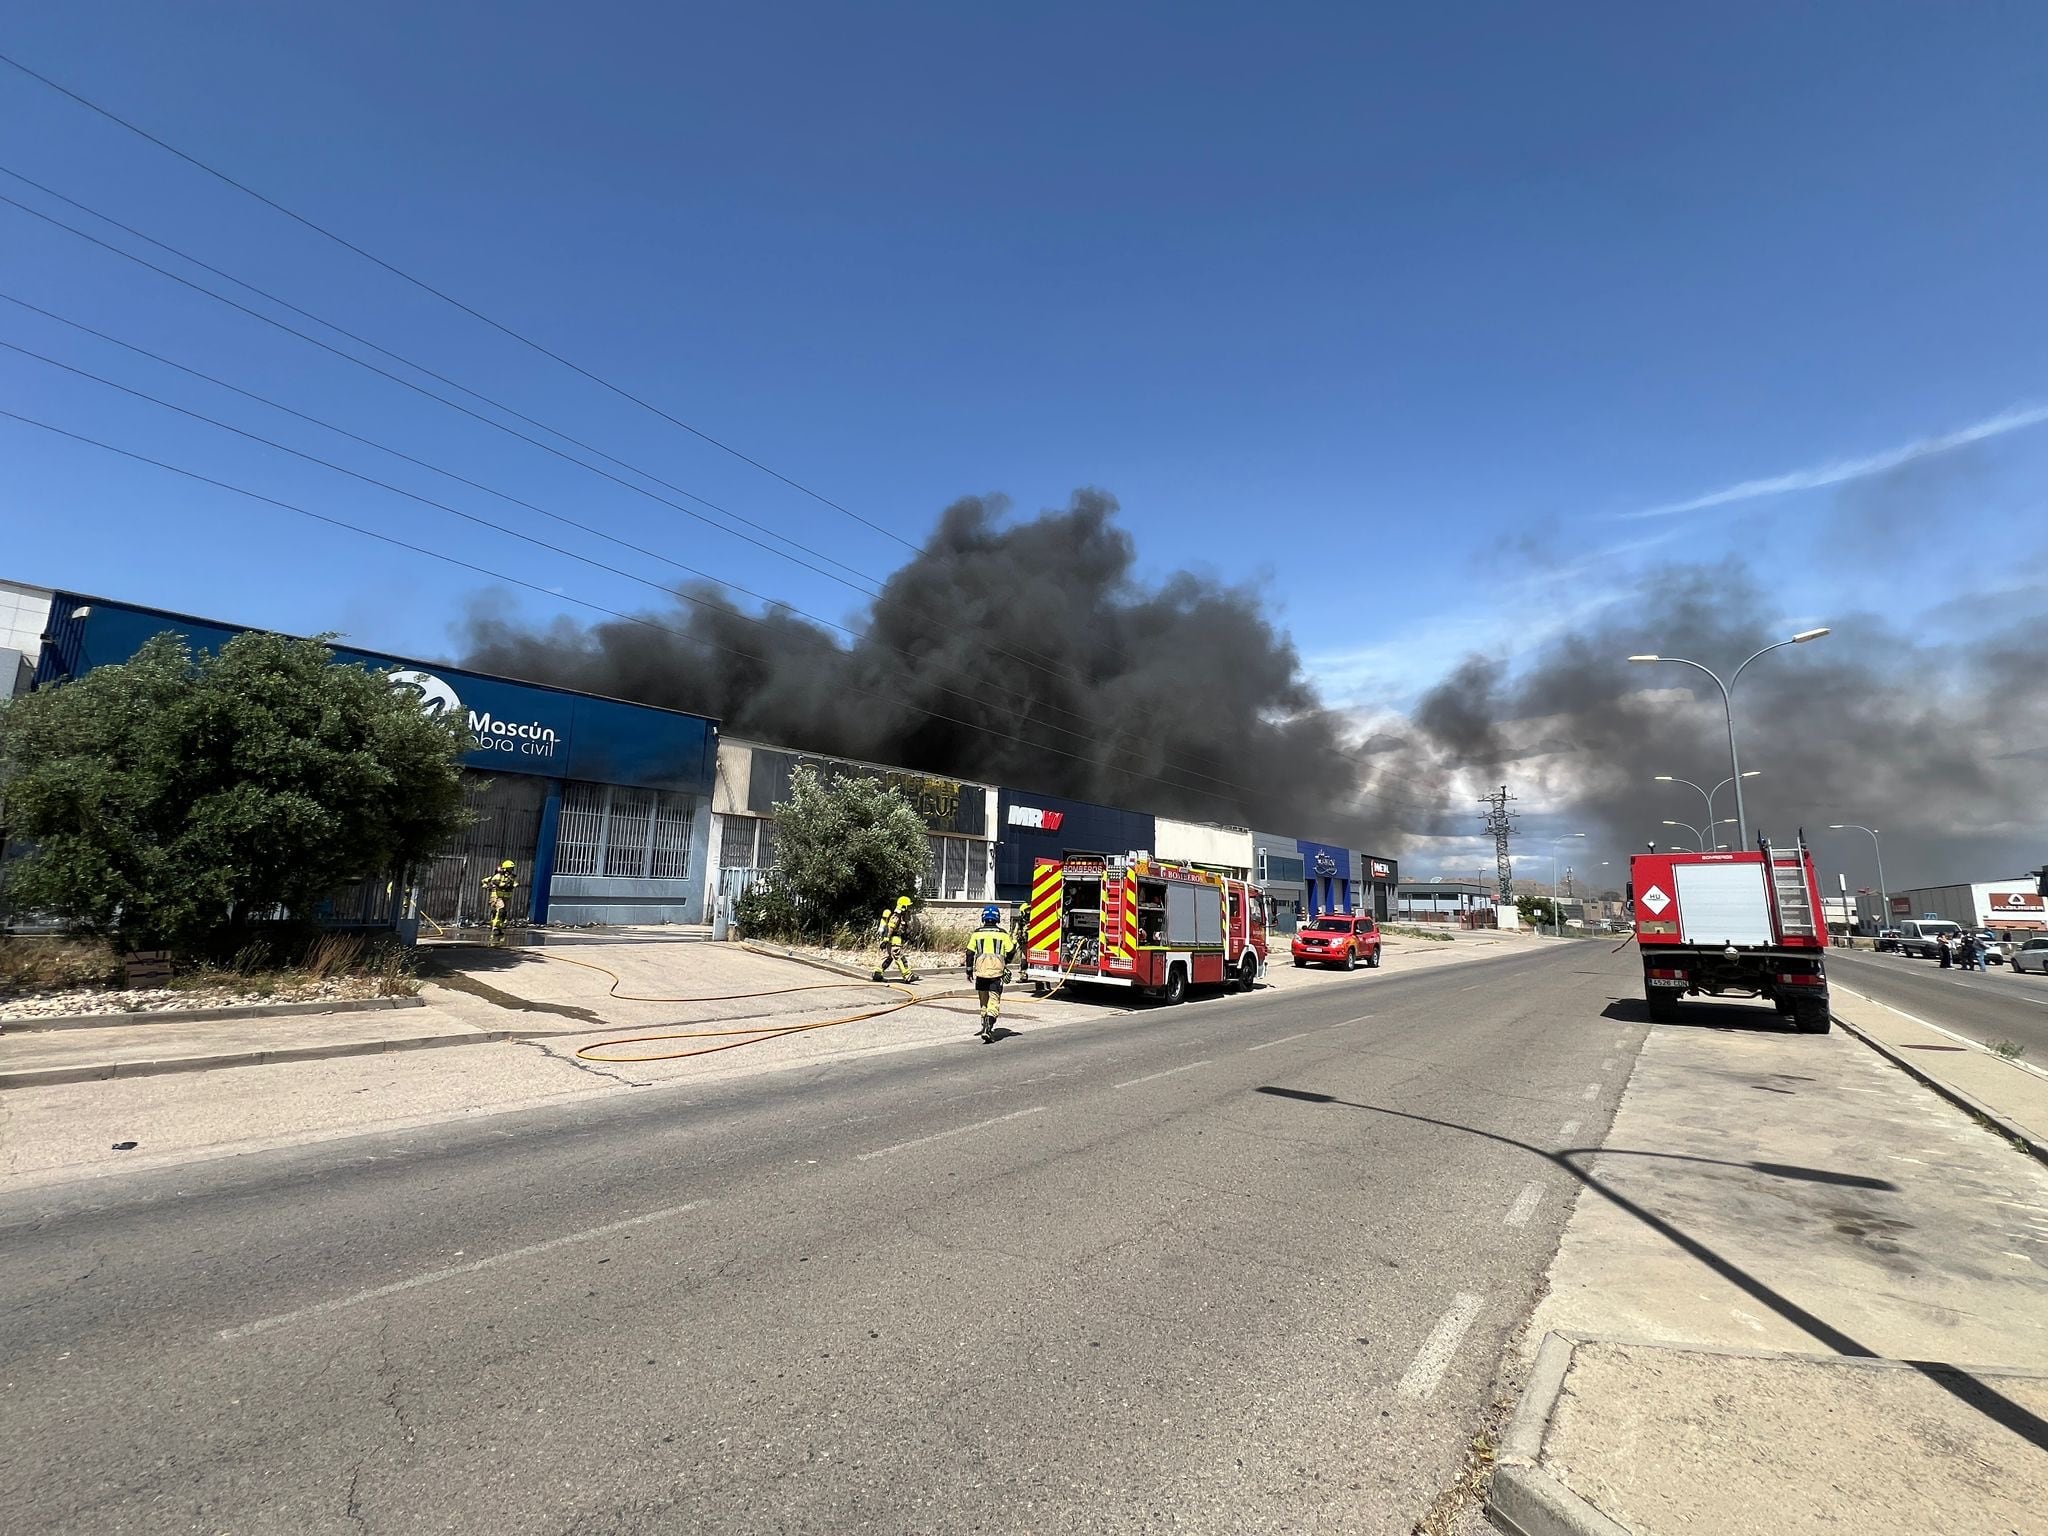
(1647, 977), (1687, 988)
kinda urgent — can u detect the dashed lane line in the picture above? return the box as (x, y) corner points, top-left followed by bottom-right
(1504, 1183), (1545, 1228)
(220, 1199), (708, 1340)
(1116, 1060), (1213, 1090)
(857, 1106), (1048, 1162)
(1245, 1031), (1316, 1053)
(1558, 1120), (1580, 1138)
(1397, 1293), (1485, 1400)
(1582, 1083), (1600, 1100)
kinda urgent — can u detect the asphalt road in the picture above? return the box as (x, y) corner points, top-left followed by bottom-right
(0, 941), (1645, 1535)
(1829, 947), (2048, 1059)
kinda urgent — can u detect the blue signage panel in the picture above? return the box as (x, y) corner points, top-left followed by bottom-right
(994, 789), (1156, 898)
(41, 597), (716, 795)
(1296, 840), (1352, 881)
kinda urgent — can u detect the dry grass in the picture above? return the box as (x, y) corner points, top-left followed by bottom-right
(0, 936), (126, 994)
(0, 931), (420, 999)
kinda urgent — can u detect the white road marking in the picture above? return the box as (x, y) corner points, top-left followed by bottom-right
(1582, 1084), (1600, 1100)
(220, 1199), (708, 1340)
(1601, 1058), (1617, 1072)
(1559, 1120), (1580, 1138)
(1613, 1037), (1627, 1049)
(1504, 1183), (1545, 1228)
(1116, 1060), (1213, 1089)
(1397, 1293), (1485, 1399)
(1337, 1013), (1374, 1025)
(1246, 1031), (1315, 1053)
(857, 1105), (1048, 1161)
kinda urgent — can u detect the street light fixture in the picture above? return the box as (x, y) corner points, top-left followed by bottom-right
(1661, 819), (1704, 850)
(1630, 631), (1828, 846)
(1551, 833), (1585, 936)
(1828, 824), (1889, 935)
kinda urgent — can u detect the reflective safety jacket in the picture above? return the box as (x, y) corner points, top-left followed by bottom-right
(966, 925), (1017, 980)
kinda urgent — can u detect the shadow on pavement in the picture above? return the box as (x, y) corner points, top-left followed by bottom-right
(1600, 996), (1796, 1033)
(1250, 1084), (2047, 1454)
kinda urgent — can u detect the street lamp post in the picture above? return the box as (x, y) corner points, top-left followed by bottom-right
(1629, 631), (1829, 847)
(1711, 771), (1761, 832)
(1661, 819), (1706, 851)
(1829, 824), (1889, 935)
(1551, 833), (1585, 935)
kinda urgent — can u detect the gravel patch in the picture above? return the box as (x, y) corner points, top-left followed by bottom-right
(1, 976), (383, 1022)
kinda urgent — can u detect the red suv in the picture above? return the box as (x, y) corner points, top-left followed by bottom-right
(1291, 914), (1382, 971)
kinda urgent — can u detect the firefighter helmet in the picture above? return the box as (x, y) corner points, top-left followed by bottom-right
(500, 860), (516, 871)
(981, 904), (1000, 925)
(896, 895), (913, 910)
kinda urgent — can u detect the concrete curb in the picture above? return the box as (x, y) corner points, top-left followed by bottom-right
(0, 1029), (513, 1091)
(4, 995), (428, 1034)
(1487, 1332), (1634, 1536)
(1831, 1009), (2048, 1166)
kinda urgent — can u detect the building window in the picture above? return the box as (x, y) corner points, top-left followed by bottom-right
(557, 782), (696, 880)
(717, 815), (757, 869)
(926, 834), (987, 901)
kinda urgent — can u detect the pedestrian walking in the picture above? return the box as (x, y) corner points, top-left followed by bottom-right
(964, 904), (1018, 1043)
(1938, 933), (1954, 969)
(872, 895), (920, 982)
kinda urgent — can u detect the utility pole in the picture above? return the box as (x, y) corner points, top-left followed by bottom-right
(1479, 785), (1519, 910)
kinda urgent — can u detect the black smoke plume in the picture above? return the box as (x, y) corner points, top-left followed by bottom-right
(1373, 561), (2048, 889)
(461, 492), (1399, 844)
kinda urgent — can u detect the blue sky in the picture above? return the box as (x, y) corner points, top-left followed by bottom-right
(5, 2), (2046, 736)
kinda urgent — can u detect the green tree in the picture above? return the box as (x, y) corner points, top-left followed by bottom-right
(0, 631), (469, 954)
(1515, 893), (1558, 931)
(756, 766), (931, 938)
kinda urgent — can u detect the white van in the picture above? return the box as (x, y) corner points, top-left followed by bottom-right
(1896, 919), (1962, 960)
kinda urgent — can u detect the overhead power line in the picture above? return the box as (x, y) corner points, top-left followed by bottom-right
(1, 48), (915, 554)
(3, 336), (1289, 803)
(0, 292), (1314, 806)
(0, 173), (1390, 801)
(0, 406), (1281, 816)
(0, 65), (1444, 828)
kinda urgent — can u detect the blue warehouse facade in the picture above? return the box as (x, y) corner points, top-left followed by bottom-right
(31, 594), (719, 928)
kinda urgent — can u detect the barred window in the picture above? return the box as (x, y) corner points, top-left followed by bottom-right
(717, 815), (757, 869)
(555, 783), (697, 881)
(650, 796), (694, 879)
(604, 789), (654, 877)
(556, 783), (607, 877)
(925, 835), (988, 900)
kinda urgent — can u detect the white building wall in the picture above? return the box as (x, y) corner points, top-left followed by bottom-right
(1153, 818), (1254, 876)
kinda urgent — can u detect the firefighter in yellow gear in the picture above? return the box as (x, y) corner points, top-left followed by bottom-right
(965, 905), (1018, 1043)
(872, 894), (919, 982)
(481, 860), (519, 945)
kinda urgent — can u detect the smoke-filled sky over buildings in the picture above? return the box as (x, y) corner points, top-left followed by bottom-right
(4, 5), (2046, 887)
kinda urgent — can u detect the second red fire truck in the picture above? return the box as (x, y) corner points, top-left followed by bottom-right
(1023, 851), (1267, 1003)
(1629, 835), (1831, 1032)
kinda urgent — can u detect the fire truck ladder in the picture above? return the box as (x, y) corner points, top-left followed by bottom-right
(1763, 838), (1819, 940)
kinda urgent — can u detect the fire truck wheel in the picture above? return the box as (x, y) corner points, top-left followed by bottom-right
(1236, 953), (1259, 991)
(1366, 947), (1382, 968)
(1162, 965), (1188, 1006)
(1793, 998), (1832, 1034)
(1646, 990), (1681, 1024)
(1343, 947), (1358, 971)
(1293, 958), (1308, 968)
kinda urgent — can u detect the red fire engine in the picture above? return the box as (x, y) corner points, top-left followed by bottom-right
(1024, 852), (1267, 1003)
(1629, 835), (1830, 1032)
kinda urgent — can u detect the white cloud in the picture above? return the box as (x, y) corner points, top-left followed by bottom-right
(1615, 401), (2048, 522)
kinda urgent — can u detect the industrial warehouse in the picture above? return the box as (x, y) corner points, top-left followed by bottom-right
(0, 582), (1399, 932)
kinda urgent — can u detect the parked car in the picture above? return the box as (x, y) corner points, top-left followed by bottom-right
(1972, 931), (2009, 965)
(1875, 928), (1903, 952)
(1896, 919), (1964, 959)
(1291, 914), (1382, 970)
(2013, 937), (2048, 976)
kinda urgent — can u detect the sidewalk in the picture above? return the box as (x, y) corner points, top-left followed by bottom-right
(1829, 982), (2048, 1161)
(1487, 1004), (2048, 1535)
